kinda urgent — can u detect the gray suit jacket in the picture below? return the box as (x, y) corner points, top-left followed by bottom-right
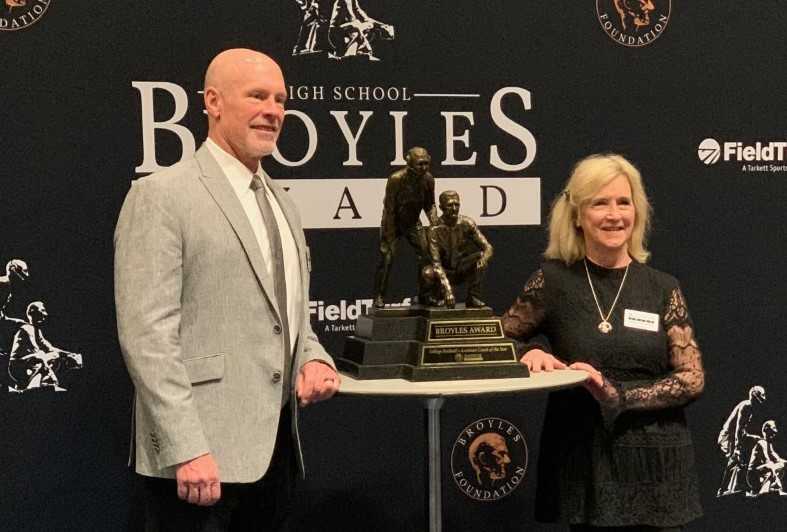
(114, 144), (334, 482)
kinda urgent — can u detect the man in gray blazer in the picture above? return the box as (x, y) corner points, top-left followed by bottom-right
(115, 48), (340, 530)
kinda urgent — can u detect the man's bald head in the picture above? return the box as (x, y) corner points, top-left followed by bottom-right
(203, 48), (287, 172)
(204, 49), (282, 93)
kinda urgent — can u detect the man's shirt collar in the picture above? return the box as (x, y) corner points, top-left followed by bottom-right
(205, 138), (264, 196)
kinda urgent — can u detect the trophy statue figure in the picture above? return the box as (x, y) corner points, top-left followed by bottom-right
(421, 190), (493, 309)
(339, 151), (527, 381)
(373, 147), (438, 308)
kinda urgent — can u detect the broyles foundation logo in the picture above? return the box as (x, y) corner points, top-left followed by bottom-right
(596, 1), (671, 48)
(291, 0), (394, 61)
(451, 417), (528, 501)
(698, 137), (787, 172)
(0, 0), (50, 31)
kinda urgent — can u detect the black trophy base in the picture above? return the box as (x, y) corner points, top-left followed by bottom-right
(336, 357), (529, 382)
(337, 305), (530, 381)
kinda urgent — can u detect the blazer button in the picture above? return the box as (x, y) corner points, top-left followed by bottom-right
(273, 324), (282, 334)
(272, 371), (282, 383)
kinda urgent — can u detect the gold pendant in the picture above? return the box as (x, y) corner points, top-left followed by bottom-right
(598, 320), (612, 334)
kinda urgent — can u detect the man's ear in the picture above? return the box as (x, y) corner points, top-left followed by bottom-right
(204, 87), (221, 119)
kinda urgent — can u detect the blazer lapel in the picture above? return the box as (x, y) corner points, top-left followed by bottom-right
(262, 171), (307, 283)
(194, 145), (280, 321)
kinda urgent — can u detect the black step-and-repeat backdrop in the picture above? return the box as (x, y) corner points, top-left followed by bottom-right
(2, 2), (786, 530)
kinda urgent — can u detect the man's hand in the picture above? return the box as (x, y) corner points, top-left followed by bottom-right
(296, 360), (340, 407)
(175, 453), (221, 506)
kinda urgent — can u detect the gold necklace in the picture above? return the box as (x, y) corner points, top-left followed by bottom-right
(583, 258), (629, 334)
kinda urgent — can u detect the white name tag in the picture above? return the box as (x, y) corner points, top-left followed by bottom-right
(624, 309), (660, 332)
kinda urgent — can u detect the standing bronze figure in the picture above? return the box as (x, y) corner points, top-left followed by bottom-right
(421, 190), (493, 308)
(373, 147), (438, 308)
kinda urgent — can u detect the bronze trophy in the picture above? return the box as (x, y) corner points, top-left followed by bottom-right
(337, 152), (528, 381)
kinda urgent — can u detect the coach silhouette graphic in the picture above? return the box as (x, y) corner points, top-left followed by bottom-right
(746, 420), (786, 497)
(0, 259), (29, 380)
(0, 258), (83, 393)
(716, 386), (787, 498)
(292, 0), (394, 60)
(292, 0), (326, 55)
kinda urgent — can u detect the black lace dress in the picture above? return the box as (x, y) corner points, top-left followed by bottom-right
(502, 259), (704, 528)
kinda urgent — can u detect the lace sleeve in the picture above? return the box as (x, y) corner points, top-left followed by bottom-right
(501, 269), (549, 353)
(604, 286), (705, 414)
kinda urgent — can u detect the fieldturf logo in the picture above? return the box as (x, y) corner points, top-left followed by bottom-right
(698, 137), (787, 172)
(0, 0), (50, 31)
(451, 417), (528, 501)
(698, 138), (721, 165)
(596, 0), (671, 48)
(309, 297), (411, 333)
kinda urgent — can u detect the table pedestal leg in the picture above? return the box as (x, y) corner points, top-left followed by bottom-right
(425, 397), (445, 532)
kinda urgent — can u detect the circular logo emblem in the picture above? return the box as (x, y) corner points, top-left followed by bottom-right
(596, 0), (671, 48)
(0, 0), (51, 32)
(450, 417), (528, 501)
(698, 138), (722, 165)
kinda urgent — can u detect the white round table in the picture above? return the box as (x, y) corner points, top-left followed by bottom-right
(339, 369), (588, 396)
(337, 369), (589, 532)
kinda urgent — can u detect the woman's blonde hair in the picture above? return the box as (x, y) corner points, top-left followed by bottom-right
(544, 153), (652, 264)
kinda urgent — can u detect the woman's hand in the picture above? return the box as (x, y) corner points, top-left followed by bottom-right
(569, 362), (617, 403)
(520, 349), (567, 372)
(569, 361), (603, 391)
(570, 362), (623, 427)
(569, 362), (620, 410)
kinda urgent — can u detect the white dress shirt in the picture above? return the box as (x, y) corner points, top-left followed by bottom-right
(205, 138), (303, 354)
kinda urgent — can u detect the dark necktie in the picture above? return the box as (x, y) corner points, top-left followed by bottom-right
(251, 175), (292, 388)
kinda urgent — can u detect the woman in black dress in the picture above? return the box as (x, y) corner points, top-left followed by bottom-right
(502, 154), (705, 531)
